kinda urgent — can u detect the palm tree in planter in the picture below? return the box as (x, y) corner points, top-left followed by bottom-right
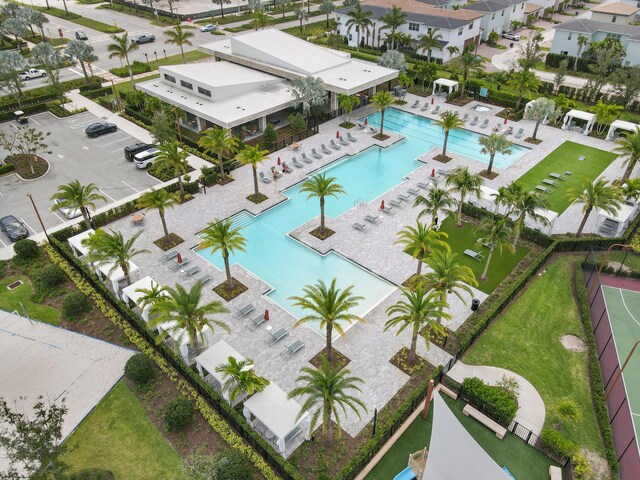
(478, 133), (513, 177)
(414, 185), (456, 225)
(418, 28), (443, 62)
(492, 182), (522, 215)
(613, 131), (640, 182)
(136, 188), (179, 245)
(300, 173), (346, 237)
(51, 180), (106, 230)
(511, 190), (550, 248)
(164, 25), (194, 64)
(446, 166), (484, 227)
(215, 357), (269, 403)
(149, 283), (230, 357)
(288, 357), (366, 444)
(198, 126), (239, 182)
(385, 284), (449, 365)
(82, 229), (149, 286)
(434, 111), (464, 160)
(475, 216), (515, 281)
(338, 94), (360, 126)
(236, 145), (270, 203)
(154, 142), (189, 202)
(566, 178), (622, 237)
(371, 90), (395, 138)
(395, 221), (449, 275)
(199, 219), (247, 292)
(423, 249), (477, 322)
(289, 278), (363, 363)
(107, 33), (139, 90)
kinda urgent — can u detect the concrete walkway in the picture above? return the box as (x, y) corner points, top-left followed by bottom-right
(448, 361), (546, 436)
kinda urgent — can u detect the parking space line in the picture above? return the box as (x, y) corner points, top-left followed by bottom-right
(21, 219), (37, 235)
(110, 147), (125, 154)
(0, 237), (6, 248)
(51, 210), (68, 224)
(121, 180), (140, 193)
(98, 189), (116, 202)
(147, 172), (163, 183)
(101, 137), (131, 147)
(30, 118), (41, 126)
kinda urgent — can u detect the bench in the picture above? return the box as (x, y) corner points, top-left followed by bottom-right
(549, 465), (562, 480)
(436, 383), (458, 400)
(464, 249), (484, 261)
(462, 403), (507, 439)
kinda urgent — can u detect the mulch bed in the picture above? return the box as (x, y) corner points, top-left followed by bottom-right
(394, 100), (407, 106)
(310, 226), (335, 240)
(524, 137), (542, 145)
(433, 154), (452, 163)
(247, 193), (268, 204)
(213, 277), (248, 302)
(446, 97), (473, 107)
(422, 323), (455, 351)
(217, 176), (234, 186)
(4, 154), (48, 179)
(389, 347), (429, 377)
(479, 169), (499, 180)
(373, 133), (390, 141)
(309, 346), (351, 370)
(339, 122), (356, 129)
(153, 233), (184, 251)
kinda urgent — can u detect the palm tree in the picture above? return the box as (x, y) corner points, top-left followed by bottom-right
(475, 217), (515, 281)
(446, 45), (460, 60)
(51, 180), (106, 230)
(198, 126), (239, 182)
(338, 94), (360, 124)
(319, 0), (335, 28)
(508, 69), (540, 111)
(107, 33), (139, 90)
(82, 229), (149, 286)
(613, 131), (640, 182)
(511, 190), (550, 247)
(236, 145), (269, 201)
(414, 62), (437, 92)
(446, 166), (484, 227)
(289, 357), (366, 443)
(566, 178), (622, 237)
(136, 188), (178, 242)
(371, 90), (395, 137)
(413, 185), (456, 225)
(380, 5), (407, 50)
(289, 278), (363, 362)
(199, 219), (247, 290)
(251, 8), (272, 30)
(215, 357), (269, 402)
(418, 28), (443, 62)
(492, 182), (522, 214)
(153, 142), (189, 202)
(434, 111), (464, 158)
(65, 39), (98, 82)
(574, 35), (589, 72)
(385, 284), (449, 364)
(345, 3), (373, 52)
(455, 49), (484, 97)
(478, 133), (513, 176)
(149, 283), (230, 356)
(422, 250), (477, 322)
(395, 221), (449, 275)
(291, 75), (327, 118)
(300, 173), (346, 233)
(164, 25), (194, 64)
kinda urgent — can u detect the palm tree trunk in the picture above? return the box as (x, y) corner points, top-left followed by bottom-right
(126, 58), (136, 92)
(223, 250), (233, 289)
(177, 175), (185, 202)
(190, 327), (201, 356)
(438, 290), (447, 324)
(79, 60), (89, 81)
(320, 196), (325, 230)
(487, 154), (495, 175)
(325, 404), (333, 443)
(219, 0), (225, 19)
(416, 258), (423, 276)
(442, 131), (449, 157)
(515, 94), (523, 111)
(123, 263), (131, 286)
(252, 165), (259, 198)
(622, 159), (637, 182)
(180, 45), (186, 64)
(456, 195), (464, 227)
(481, 249), (494, 280)
(380, 109), (385, 136)
(326, 322), (333, 362)
(409, 327), (418, 364)
(533, 120), (540, 140)
(576, 208), (592, 237)
(218, 152), (226, 180)
(159, 211), (169, 240)
(81, 207), (92, 230)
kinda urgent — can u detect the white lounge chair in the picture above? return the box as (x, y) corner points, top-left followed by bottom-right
(311, 148), (322, 158)
(480, 119), (489, 129)
(364, 215), (378, 223)
(282, 339), (305, 358)
(515, 128), (524, 139)
(353, 222), (366, 230)
(470, 116), (479, 126)
(266, 327), (288, 345)
(330, 139), (341, 150)
(462, 113), (469, 123)
(339, 136), (349, 146)
(194, 273), (211, 285)
(347, 132), (357, 142)
(388, 199), (402, 208)
(248, 313), (265, 329)
(236, 304), (255, 318)
(259, 171), (271, 183)
(292, 157), (304, 168)
(421, 103), (430, 112)
(301, 152), (312, 164)
(431, 105), (440, 114)
(357, 122), (366, 130)
(321, 144), (332, 155)
(464, 249), (484, 261)
(160, 250), (179, 263)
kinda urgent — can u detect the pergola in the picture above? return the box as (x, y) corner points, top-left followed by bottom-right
(527, 208), (558, 234)
(94, 261), (139, 293)
(121, 276), (161, 322)
(243, 383), (311, 457)
(562, 109), (595, 135)
(156, 320), (213, 363)
(606, 119), (639, 141)
(432, 78), (459, 95)
(67, 229), (94, 257)
(477, 185), (499, 212)
(597, 203), (637, 237)
(195, 339), (246, 405)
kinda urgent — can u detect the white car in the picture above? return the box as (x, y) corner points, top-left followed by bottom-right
(200, 24), (218, 32)
(19, 68), (47, 80)
(502, 32), (520, 41)
(53, 199), (83, 219)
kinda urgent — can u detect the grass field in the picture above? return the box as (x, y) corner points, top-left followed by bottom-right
(147, 50), (211, 70)
(0, 276), (60, 325)
(63, 380), (183, 479)
(464, 257), (605, 455)
(438, 216), (529, 294)
(365, 395), (557, 480)
(515, 141), (617, 214)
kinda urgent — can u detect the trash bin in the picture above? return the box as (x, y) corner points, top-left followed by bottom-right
(510, 42), (514, 48)
(471, 298), (480, 311)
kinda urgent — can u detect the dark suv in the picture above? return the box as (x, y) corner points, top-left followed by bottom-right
(0, 215), (29, 242)
(124, 143), (154, 161)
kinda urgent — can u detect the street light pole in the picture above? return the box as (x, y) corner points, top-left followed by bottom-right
(587, 243), (633, 299)
(26, 194), (48, 240)
(371, 405), (377, 437)
(605, 339), (640, 401)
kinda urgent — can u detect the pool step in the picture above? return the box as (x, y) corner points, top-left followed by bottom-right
(230, 211), (256, 230)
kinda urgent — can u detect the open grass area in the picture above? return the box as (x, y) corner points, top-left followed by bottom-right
(283, 19), (335, 39)
(464, 257), (605, 455)
(31, 6), (123, 33)
(63, 380), (183, 479)
(514, 141), (617, 214)
(365, 395), (557, 480)
(438, 216), (529, 294)
(0, 275), (60, 325)
(147, 50), (211, 70)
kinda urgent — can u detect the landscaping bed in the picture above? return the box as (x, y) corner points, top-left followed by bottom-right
(310, 226), (335, 240)
(4, 154), (49, 179)
(213, 278), (248, 302)
(153, 233), (184, 251)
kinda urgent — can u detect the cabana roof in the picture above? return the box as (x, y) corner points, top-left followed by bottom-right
(609, 119), (638, 133)
(121, 276), (158, 307)
(598, 203), (636, 222)
(243, 383), (308, 440)
(96, 261), (138, 282)
(565, 109), (595, 122)
(68, 229), (94, 256)
(196, 339), (245, 386)
(434, 78), (459, 88)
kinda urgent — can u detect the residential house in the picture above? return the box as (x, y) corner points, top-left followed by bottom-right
(590, 2), (640, 25)
(524, 2), (544, 25)
(464, 0), (528, 41)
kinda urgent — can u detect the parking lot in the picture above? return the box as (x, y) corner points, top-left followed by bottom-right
(0, 111), (160, 246)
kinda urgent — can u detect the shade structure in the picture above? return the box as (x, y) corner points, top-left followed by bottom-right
(423, 392), (511, 480)
(94, 261), (139, 293)
(432, 78), (459, 95)
(562, 109), (595, 136)
(195, 339), (246, 404)
(67, 229), (94, 257)
(121, 276), (162, 321)
(156, 319), (213, 363)
(606, 119), (639, 141)
(597, 203), (637, 237)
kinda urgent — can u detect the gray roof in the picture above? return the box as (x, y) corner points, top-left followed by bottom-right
(465, 0), (525, 13)
(553, 18), (640, 40)
(416, 0), (452, 7)
(337, 5), (475, 30)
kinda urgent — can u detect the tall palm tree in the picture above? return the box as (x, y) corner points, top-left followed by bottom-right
(613, 131), (640, 182)
(478, 133), (513, 176)
(289, 357), (366, 444)
(508, 69), (540, 111)
(319, 0), (336, 28)
(251, 8), (272, 30)
(215, 357), (269, 402)
(338, 94), (360, 124)
(566, 178), (622, 237)
(136, 188), (178, 242)
(149, 283), (230, 356)
(492, 182), (522, 215)
(385, 284), (449, 364)
(422, 250), (477, 322)
(289, 278), (363, 362)
(198, 126), (239, 182)
(371, 90), (395, 137)
(475, 217), (515, 281)
(418, 28), (443, 62)
(236, 145), (269, 201)
(345, 3), (372, 52)
(82, 229), (149, 286)
(446, 166), (484, 227)
(65, 39), (98, 82)
(380, 5), (407, 50)
(511, 190), (550, 247)
(574, 35), (589, 72)
(434, 111), (464, 158)
(153, 142), (189, 202)
(164, 25), (194, 64)
(395, 221), (449, 275)
(199, 219), (247, 290)
(51, 180), (106, 230)
(291, 75), (327, 118)
(107, 33), (139, 90)
(413, 185), (456, 225)
(455, 49), (484, 97)
(135, 282), (167, 320)
(300, 173), (346, 233)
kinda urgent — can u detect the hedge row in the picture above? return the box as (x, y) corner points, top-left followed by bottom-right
(0, 102), (49, 122)
(110, 61), (151, 78)
(0, 164), (15, 175)
(80, 86), (114, 99)
(461, 377), (518, 427)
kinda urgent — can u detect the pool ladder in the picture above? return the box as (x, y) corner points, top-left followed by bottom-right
(353, 199), (366, 207)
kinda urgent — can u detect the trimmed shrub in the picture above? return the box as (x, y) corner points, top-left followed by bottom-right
(261, 123), (277, 151)
(39, 264), (67, 287)
(163, 397), (194, 432)
(125, 353), (155, 387)
(461, 377), (518, 426)
(212, 449), (253, 480)
(13, 239), (39, 262)
(0, 164), (15, 175)
(110, 61), (151, 78)
(539, 429), (578, 458)
(62, 291), (91, 320)
(67, 469), (114, 480)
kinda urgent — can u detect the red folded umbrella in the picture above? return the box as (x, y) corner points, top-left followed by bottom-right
(431, 168), (435, 177)
(380, 200), (385, 210)
(431, 97), (435, 105)
(504, 117), (508, 125)
(364, 118), (368, 125)
(264, 309), (270, 321)
(176, 252), (183, 264)
(336, 131), (340, 138)
(277, 157), (281, 165)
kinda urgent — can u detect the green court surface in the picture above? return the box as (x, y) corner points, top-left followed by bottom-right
(515, 141), (617, 214)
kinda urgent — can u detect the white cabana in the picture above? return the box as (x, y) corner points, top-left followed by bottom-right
(606, 119), (639, 141)
(432, 78), (459, 95)
(157, 320), (213, 364)
(477, 185), (499, 212)
(67, 229), (94, 257)
(562, 109), (595, 135)
(525, 208), (558, 234)
(243, 383), (311, 457)
(597, 203), (638, 237)
(94, 261), (139, 293)
(195, 339), (246, 404)
(121, 276), (161, 321)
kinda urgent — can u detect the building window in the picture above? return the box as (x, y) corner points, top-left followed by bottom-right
(198, 86), (211, 97)
(469, 22), (473, 30)
(561, 50), (568, 55)
(568, 33), (572, 40)
(164, 74), (176, 83)
(625, 61), (630, 66)
(348, 33), (352, 40)
(501, 10), (505, 16)
(180, 80), (193, 90)
(458, 27), (463, 36)
(513, 6), (516, 12)
(492, 13), (495, 20)
(408, 22), (419, 31)
(606, 33), (622, 40)
(612, 15), (617, 23)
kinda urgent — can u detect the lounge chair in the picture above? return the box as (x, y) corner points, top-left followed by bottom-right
(462, 113), (469, 122)
(170, 258), (190, 271)
(535, 185), (550, 193)
(160, 250), (178, 263)
(266, 327), (288, 345)
(542, 179), (557, 187)
(194, 273), (211, 285)
(248, 313), (265, 330)
(282, 339), (305, 358)
(369, 126), (378, 134)
(417, 181), (431, 190)
(301, 152), (312, 164)
(357, 121), (366, 130)
(353, 222), (367, 230)
(381, 206), (394, 214)
(549, 172), (564, 180)
(347, 132), (357, 142)
(407, 188), (420, 195)
(321, 144), (332, 154)
(480, 119), (489, 129)
(397, 194), (410, 202)
(270, 166), (283, 178)
(578, 155), (586, 161)
(410, 100), (420, 109)
(431, 105), (440, 115)
(364, 215), (378, 223)
(437, 168), (451, 177)
(330, 139), (341, 150)
(182, 265), (200, 276)
(515, 128), (524, 139)
(236, 303), (255, 318)
(388, 199), (402, 208)
(464, 249), (484, 261)
(259, 171), (271, 183)
(564, 171), (573, 176)
(311, 148), (322, 159)
(421, 103), (430, 111)
(470, 116), (479, 126)
(292, 157), (304, 168)
(339, 136), (349, 146)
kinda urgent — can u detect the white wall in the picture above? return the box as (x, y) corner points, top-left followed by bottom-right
(477, 2), (527, 41)
(550, 28), (640, 65)
(590, 11), (635, 25)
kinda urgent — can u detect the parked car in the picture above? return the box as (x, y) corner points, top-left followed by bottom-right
(502, 32), (520, 41)
(124, 142), (155, 161)
(133, 148), (160, 169)
(52, 199), (82, 220)
(19, 69), (46, 81)
(0, 215), (29, 242)
(200, 24), (217, 32)
(131, 34), (155, 44)
(85, 122), (117, 138)
(75, 31), (88, 40)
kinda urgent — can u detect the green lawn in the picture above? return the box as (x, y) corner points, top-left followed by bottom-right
(515, 141), (617, 214)
(31, 6), (123, 33)
(464, 257), (605, 455)
(366, 395), (557, 480)
(0, 276), (60, 325)
(438, 216), (529, 294)
(147, 50), (211, 70)
(63, 380), (183, 479)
